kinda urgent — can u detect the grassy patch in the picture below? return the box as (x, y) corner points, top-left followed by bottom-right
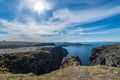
(0, 66), (119, 80)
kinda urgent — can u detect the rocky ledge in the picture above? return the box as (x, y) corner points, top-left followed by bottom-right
(60, 54), (82, 68)
(89, 43), (120, 67)
(0, 46), (68, 75)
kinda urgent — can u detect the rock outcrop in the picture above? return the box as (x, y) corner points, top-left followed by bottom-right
(0, 46), (68, 74)
(89, 43), (120, 67)
(60, 54), (82, 68)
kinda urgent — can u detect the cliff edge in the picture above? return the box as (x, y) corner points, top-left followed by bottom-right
(0, 46), (68, 74)
(89, 43), (120, 67)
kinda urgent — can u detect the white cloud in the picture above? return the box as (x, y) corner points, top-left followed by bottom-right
(67, 25), (107, 35)
(21, 0), (53, 14)
(0, 3), (120, 42)
(52, 5), (120, 25)
(0, 19), (52, 41)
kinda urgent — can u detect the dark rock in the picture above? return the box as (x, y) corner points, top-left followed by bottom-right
(35, 43), (55, 46)
(55, 42), (93, 47)
(89, 43), (120, 67)
(0, 46), (68, 75)
(60, 54), (82, 68)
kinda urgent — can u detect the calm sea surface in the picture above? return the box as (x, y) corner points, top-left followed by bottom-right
(63, 42), (119, 66)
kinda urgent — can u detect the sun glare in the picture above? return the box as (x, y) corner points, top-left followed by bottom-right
(32, 0), (51, 14)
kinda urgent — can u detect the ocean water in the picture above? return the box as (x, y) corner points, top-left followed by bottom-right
(63, 42), (119, 66)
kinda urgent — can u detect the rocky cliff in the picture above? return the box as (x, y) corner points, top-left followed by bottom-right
(0, 46), (68, 74)
(89, 43), (120, 67)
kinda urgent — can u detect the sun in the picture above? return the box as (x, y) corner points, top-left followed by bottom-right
(23, 0), (52, 14)
(32, 0), (52, 14)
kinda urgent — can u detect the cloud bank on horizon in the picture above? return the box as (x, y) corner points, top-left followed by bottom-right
(0, 0), (120, 42)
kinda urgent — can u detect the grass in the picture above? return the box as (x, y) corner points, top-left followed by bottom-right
(0, 66), (119, 80)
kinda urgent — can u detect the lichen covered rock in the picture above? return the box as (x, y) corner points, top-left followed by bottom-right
(0, 46), (68, 74)
(60, 54), (82, 68)
(89, 43), (120, 67)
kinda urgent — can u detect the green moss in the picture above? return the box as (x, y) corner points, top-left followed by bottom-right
(0, 67), (9, 73)
(0, 52), (35, 73)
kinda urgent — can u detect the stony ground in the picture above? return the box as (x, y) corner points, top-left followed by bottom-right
(0, 46), (56, 54)
(0, 66), (120, 80)
(0, 41), (40, 49)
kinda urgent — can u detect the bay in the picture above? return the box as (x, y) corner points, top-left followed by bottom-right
(63, 42), (119, 66)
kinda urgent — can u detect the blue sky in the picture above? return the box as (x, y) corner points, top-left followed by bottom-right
(0, 0), (120, 42)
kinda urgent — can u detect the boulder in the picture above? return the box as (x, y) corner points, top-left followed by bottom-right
(89, 43), (120, 67)
(60, 54), (82, 68)
(0, 46), (68, 74)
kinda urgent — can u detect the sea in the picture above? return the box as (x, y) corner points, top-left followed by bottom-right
(63, 42), (119, 66)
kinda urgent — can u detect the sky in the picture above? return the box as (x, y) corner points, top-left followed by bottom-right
(0, 0), (120, 42)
